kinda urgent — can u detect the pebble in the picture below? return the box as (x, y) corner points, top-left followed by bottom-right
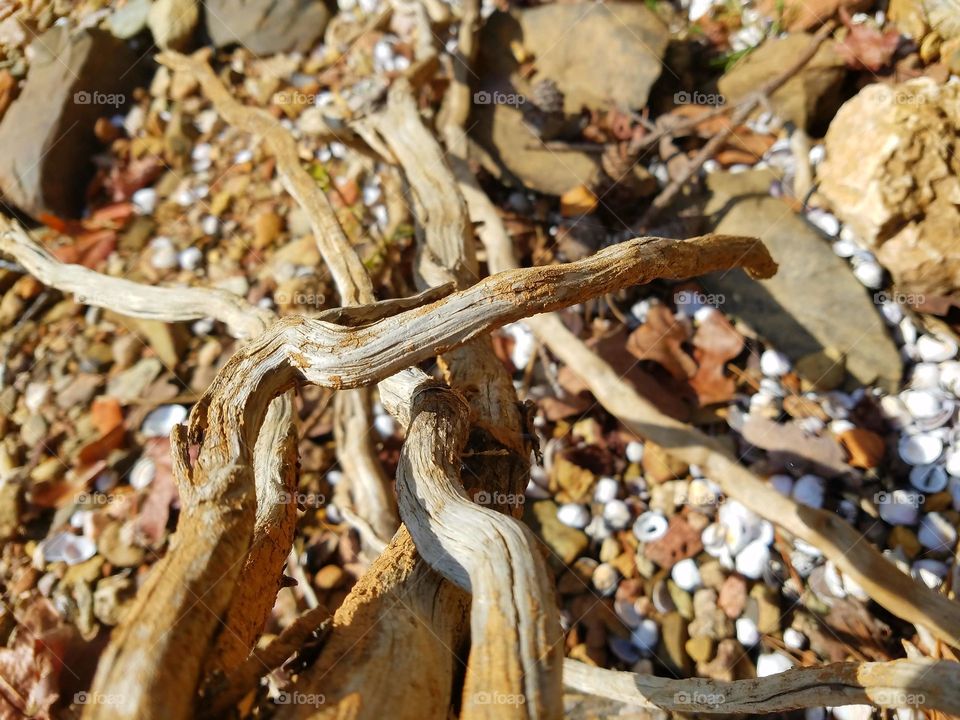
(602, 500), (631, 530)
(141, 404), (188, 437)
(42, 532), (97, 566)
(129, 457), (155, 490)
(832, 706), (873, 720)
(917, 334), (958, 362)
(609, 636), (641, 664)
(24, 382), (50, 413)
(760, 349), (791, 377)
(735, 617), (760, 646)
(373, 413), (396, 437)
(898, 433), (944, 465)
(909, 464), (948, 493)
(783, 627), (807, 649)
(132, 187), (158, 214)
(178, 246), (203, 271)
(633, 511), (668, 542)
(852, 259), (884, 289)
(593, 476), (619, 504)
(625, 441), (644, 464)
(201, 215), (220, 236)
(917, 512), (957, 552)
(768, 474), (794, 496)
(149, 236), (178, 270)
(630, 617), (659, 655)
(671, 558), (701, 592)
(592, 563), (620, 596)
(756, 652), (794, 677)
(791, 474), (825, 508)
(557, 503), (591, 529)
(734, 540), (770, 580)
(877, 489), (921, 526)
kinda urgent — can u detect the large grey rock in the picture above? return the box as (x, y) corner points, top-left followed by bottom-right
(718, 33), (846, 131)
(701, 169), (902, 392)
(818, 79), (960, 302)
(204, 0), (331, 55)
(0, 27), (140, 219)
(473, 3), (668, 195)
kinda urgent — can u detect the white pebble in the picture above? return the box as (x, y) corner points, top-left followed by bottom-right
(912, 558), (949, 589)
(502, 322), (535, 370)
(806, 208), (840, 236)
(917, 512), (957, 553)
(557, 503), (590, 529)
(594, 477), (620, 504)
(760, 349), (791, 377)
(756, 652), (794, 677)
(149, 236), (178, 270)
(945, 447), (960, 477)
(178, 246), (203, 271)
(735, 617), (760, 646)
(898, 433), (944, 465)
(783, 627), (807, 649)
(670, 558), (701, 592)
(625, 441), (645, 464)
(791, 474), (825, 509)
(233, 149), (254, 164)
(633, 511), (668, 542)
(326, 469), (343, 486)
(630, 617), (659, 654)
(917, 334), (958, 363)
(132, 187), (157, 214)
(831, 706), (873, 720)
(42, 532), (96, 566)
(129, 457), (155, 490)
(200, 215), (220, 236)
(141, 404), (187, 437)
(24, 382), (50, 413)
(735, 539), (770, 580)
(852, 260), (884, 289)
(603, 499), (631, 530)
(876, 489), (921, 526)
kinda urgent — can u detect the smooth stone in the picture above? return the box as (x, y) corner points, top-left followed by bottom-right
(702, 170), (901, 392)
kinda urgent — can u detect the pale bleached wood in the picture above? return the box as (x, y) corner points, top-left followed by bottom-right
(563, 658), (960, 715)
(359, 82), (563, 719)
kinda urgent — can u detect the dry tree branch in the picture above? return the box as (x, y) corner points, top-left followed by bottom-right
(563, 658), (960, 715)
(639, 19), (837, 227)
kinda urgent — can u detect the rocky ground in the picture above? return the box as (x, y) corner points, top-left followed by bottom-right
(0, 0), (958, 718)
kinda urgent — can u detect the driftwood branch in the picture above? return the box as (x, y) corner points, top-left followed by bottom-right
(564, 658), (960, 715)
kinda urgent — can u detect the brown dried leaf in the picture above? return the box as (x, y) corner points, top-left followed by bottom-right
(626, 305), (697, 381)
(741, 415), (849, 477)
(837, 13), (902, 71)
(689, 310), (743, 406)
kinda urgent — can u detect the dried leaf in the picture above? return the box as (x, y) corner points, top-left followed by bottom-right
(741, 415), (849, 477)
(135, 438), (179, 546)
(689, 310), (744, 405)
(626, 304), (697, 381)
(836, 13), (902, 71)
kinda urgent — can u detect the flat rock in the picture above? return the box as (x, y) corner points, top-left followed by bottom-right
(818, 79), (960, 301)
(0, 27), (141, 218)
(526, 500), (589, 566)
(148, 0), (199, 50)
(474, 4), (668, 195)
(205, 0), (332, 55)
(718, 33), (846, 131)
(701, 169), (901, 392)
